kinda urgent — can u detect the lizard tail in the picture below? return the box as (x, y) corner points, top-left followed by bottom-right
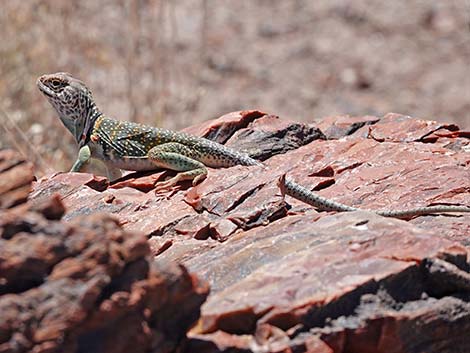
(284, 179), (359, 212)
(376, 205), (470, 218)
(284, 178), (470, 218)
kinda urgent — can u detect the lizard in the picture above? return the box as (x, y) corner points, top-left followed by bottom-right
(36, 72), (470, 218)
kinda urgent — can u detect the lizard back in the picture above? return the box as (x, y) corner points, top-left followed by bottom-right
(91, 117), (259, 171)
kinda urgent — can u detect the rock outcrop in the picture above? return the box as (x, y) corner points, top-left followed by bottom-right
(5, 111), (470, 352)
(0, 150), (209, 353)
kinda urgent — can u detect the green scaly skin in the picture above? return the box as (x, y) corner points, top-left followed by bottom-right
(37, 72), (470, 218)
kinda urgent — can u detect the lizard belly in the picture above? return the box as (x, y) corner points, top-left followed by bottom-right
(90, 142), (157, 171)
(106, 157), (157, 172)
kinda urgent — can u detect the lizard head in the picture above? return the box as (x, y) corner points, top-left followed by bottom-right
(37, 72), (99, 146)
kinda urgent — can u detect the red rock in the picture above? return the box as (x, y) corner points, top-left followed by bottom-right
(0, 150), (209, 353)
(110, 171), (164, 192)
(183, 110), (267, 144)
(25, 112), (470, 352)
(356, 112), (459, 143)
(223, 113), (325, 161)
(316, 115), (380, 140)
(0, 150), (34, 209)
(0, 206), (209, 352)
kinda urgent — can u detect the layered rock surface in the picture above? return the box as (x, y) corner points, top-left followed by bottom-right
(5, 111), (470, 352)
(0, 151), (208, 353)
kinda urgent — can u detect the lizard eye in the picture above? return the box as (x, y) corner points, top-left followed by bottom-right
(50, 79), (62, 89)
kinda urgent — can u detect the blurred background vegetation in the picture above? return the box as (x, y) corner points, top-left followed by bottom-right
(1, 0), (469, 176)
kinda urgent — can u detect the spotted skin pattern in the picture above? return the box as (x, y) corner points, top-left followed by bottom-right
(37, 73), (470, 218)
(91, 116), (257, 169)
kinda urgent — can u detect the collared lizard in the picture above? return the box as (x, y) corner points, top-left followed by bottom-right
(37, 72), (470, 218)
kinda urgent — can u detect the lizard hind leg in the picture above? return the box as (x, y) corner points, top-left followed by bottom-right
(148, 142), (208, 193)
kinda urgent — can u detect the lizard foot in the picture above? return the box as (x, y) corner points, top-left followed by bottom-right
(192, 174), (207, 186)
(153, 170), (207, 194)
(154, 176), (183, 194)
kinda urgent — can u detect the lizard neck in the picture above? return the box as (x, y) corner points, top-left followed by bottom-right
(79, 102), (103, 147)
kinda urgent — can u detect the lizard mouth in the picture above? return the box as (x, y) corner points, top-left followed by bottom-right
(36, 78), (56, 98)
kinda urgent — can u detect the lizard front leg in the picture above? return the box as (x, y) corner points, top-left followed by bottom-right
(70, 145), (92, 172)
(148, 142), (207, 193)
(70, 145), (122, 181)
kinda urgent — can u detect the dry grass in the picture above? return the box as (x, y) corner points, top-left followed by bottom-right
(1, 0), (469, 176)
